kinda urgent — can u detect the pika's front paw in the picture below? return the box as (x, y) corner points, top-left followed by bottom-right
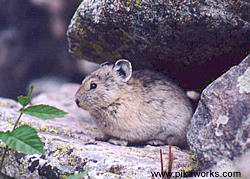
(108, 139), (128, 146)
(95, 136), (128, 146)
(146, 140), (165, 146)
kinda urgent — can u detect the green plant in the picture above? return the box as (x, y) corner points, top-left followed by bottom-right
(0, 85), (67, 172)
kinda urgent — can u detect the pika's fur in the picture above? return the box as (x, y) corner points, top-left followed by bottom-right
(75, 59), (193, 147)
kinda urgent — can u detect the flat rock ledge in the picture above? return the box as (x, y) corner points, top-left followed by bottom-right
(0, 84), (196, 179)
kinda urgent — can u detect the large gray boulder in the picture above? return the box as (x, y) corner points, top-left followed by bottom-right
(67, 0), (250, 89)
(0, 84), (196, 178)
(187, 54), (250, 170)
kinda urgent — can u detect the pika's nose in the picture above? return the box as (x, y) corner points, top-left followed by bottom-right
(75, 99), (80, 107)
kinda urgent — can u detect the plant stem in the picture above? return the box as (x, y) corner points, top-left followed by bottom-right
(167, 145), (173, 179)
(0, 111), (23, 172)
(13, 112), (23, 130)
(160, 149), (164, 179)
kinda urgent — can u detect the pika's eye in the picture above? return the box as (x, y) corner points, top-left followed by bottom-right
(90, 83), (97, 90)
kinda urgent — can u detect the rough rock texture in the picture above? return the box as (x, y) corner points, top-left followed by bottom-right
(189, 151), (250, 179)
(190, 153), (249, 179)
(0, 84), (196, 178)
(187, 54), (250, 170)
(67, 0), (250, 90)
(0, 0), (82, 98)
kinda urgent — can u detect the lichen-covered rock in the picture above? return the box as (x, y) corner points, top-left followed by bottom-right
(0, 84), (196, 178)
(187, 54), (250, 170)
(67, 0), (249, 89)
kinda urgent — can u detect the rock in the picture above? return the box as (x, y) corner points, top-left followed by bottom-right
(75, 60), (99, 75)
(187, 54), (250, 170)
(190, 151), (250, 179)
(67, 0), (250, 90)
(0, 84), (196, 178)
(27, 77), (68, 96)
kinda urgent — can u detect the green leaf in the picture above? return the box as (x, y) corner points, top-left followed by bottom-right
(68, 171), (87, 179)
(17, 85), (34, 107)
(21, 105), (67, 120)
(0, 125), (44, 155)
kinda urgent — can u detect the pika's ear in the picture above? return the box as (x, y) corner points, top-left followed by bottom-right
(113, 59), (132, 82)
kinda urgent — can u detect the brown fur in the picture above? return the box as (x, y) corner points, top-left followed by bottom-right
(75, 59), (193, 147)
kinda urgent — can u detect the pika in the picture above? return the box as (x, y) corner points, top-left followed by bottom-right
(75, 59), (193, 147)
